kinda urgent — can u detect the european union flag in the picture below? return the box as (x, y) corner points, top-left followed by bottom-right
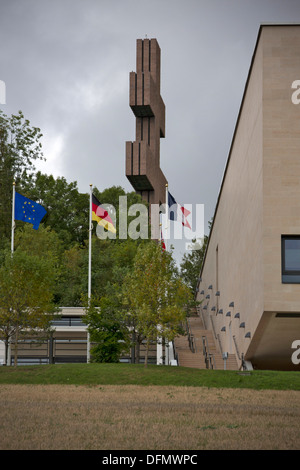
(15, 192), (47, 230)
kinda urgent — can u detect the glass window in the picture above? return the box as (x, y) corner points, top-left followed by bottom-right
(51, 316), (85, 327)
(282, 236), (300, 283)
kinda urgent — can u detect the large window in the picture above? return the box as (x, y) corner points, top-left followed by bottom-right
(282, 236), (300, 283)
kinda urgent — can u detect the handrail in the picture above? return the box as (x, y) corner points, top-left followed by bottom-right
(186, 318), (196, 353)
(171, 339), (179, 366)
(202, 335), (216, 369)
(196, 305), (207, 330)
(216, 333), (223, 354)
(201, 307), (208, 330)
(232, 335), (241, 361)
(188, 334), (195, 353)
(209, 353), (216, 370)
(210, 315), (218, 340)
(202, 336), (210, 368)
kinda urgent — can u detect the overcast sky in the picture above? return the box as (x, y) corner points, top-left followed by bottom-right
(1, 0), (300, 263)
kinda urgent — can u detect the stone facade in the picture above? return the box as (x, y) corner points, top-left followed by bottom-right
(196, 25), (300, 370)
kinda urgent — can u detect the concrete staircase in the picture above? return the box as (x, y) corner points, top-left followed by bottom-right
(174, 314), (238, 370)
(173, 334), (207, 369)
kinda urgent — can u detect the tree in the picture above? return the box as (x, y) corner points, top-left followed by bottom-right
(83, 295), (130, 363)
(56, 186), (150, 307)
(82, 238), (150, 362)
(57, 244), (87, 306)
(14, 224), (64, 304)
(20, 172), (89, 248)
(93, 185), (151, 242)
(180, 218), (213, 294)
(0, 248), (57, 366)
(0, 110), (44, 243)
(122, 241), (192, 366)
(180, 237), (208, 294)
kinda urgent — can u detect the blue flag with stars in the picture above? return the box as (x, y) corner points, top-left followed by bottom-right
(15, 192), (47, 230)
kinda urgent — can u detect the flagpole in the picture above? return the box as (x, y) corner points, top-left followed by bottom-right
(7, 182), (16, 366)
(87, 183), (92, 363)
(11, 182), (16, 255)
(163, 183), (170, 366)
(157, 221), (163, 366)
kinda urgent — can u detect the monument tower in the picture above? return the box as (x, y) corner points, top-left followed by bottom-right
(125, 38), (168, 230)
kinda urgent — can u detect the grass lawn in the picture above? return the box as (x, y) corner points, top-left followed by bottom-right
(0, 362), (299, 390)
(0, 364), (299, 450)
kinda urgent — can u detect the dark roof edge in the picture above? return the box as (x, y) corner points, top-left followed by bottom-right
(259, 23), (300, 26)
(198, 23), (283, 283)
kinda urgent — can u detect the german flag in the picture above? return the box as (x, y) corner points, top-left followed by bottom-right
(92, 194), (116, 233)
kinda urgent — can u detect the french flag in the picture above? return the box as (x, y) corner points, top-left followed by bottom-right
(168, 192), (191, 229)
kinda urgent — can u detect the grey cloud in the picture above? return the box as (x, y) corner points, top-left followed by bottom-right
(1, 0), (300, 263)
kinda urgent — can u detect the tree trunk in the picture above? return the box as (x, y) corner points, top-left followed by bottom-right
(130, 330), (136, 364)
(14, 328), (18, 367)
(144, 339), (150, 368)
(135, 340), (140, 364)
(4, 337), (9, 366)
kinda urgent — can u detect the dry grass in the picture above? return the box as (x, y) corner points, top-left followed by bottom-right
(0, 384), (299, 450)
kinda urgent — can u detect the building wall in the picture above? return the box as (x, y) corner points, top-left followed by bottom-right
(198, 25), (300, 369)
(2, 307), (162, 366)
(198, 31), (264, 361)
(262, 26), (300, 312)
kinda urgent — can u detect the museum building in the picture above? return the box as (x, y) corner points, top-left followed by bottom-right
(195, 24), (300, 370)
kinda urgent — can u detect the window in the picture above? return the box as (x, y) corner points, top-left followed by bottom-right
(51, 316), (85, 327)
(282, 236), (300, 283)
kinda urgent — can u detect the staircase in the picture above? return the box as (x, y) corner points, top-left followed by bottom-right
(174, 313), (238, 370)
(173, 334), (206, 369)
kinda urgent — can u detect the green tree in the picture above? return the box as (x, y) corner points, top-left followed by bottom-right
(57, 237), (139, 307)
(57, 186), (150, 307)
(122, 241), (192, 366)
(0, 110), (44, 243)
(180, 237), (208, 294)
(14, 224), (64, 304)
(180, 219), (213, 294)
(93, 185), (150, 241)
(0, 248), (57, 366)
(83, 295), (130, 363)
(20, 172), (89, 247)
(57, 244), (87, 306)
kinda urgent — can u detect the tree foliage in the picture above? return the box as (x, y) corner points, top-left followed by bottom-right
(0, 111), (195, 366)
(122, 241), (192, 366)
(83, 295), (130, 363)
(180, 219), (213, 294)
(21, 172), (89, 247)
(14, 224), (64, 305)
(180, 238), (208, 294)
(0, 248), (57, 365)
(0, 110), (44, 242)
